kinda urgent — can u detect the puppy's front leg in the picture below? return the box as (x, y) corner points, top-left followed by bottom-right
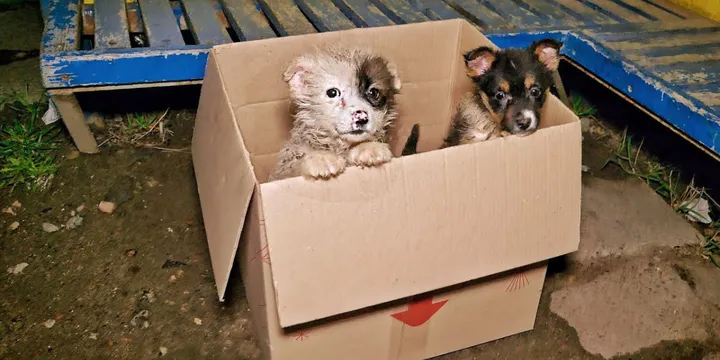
(301, 151), (347, 179)
(348, 141), (393, 168)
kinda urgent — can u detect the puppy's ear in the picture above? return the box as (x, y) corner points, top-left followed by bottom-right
(385, 60), (402, 91)
(529, 39), (563, 71)
(283, 56), (314, 95)
(463, 46), (496, 78)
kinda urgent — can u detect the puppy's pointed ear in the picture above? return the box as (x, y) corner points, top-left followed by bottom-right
(385, 60), (402, 91)
(529, 39), (563, 71)
(463, 46), (496, 78)
(283, 56), (313, 95)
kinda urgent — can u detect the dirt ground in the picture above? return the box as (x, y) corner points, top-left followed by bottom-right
(1, 3), (719, 360)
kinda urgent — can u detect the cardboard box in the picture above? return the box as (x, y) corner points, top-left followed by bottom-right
(192, 19), (581, 359)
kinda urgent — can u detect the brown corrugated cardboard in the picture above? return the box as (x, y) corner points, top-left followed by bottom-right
(192, 19), (581, 359)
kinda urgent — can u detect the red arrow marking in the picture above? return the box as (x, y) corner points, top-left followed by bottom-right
(391, 297), (448, 327)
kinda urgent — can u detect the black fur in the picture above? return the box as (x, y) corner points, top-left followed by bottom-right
(357, 56), (398, 110)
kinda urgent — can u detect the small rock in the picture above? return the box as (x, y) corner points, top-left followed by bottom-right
(8, 221), (20, 231)
(89, 333), (98, 340)
(11, 201), (21, 208)
(161, 260), (187, 269)
(65, 215), (83, 230)
(169, 275), (178, 282)
(130, 310), (150, 327)
(7, 262), (29, 274)
(125, 249), (137, 257)
(146, 178), (159, 188)
(581, 165), (590, 173)
(76, 204), (86, 213)
(193, 318), (202, 325)
(42, 223), (60, 233)
(43, 319), (56, 328)
(2, 207), (16, 216)
(98, 201), (116, 214)
(167, 227), (174, 233)
(140, 290), (156, 303)
(159, 346), (168, 356)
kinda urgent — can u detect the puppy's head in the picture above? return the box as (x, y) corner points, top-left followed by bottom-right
(463, 39), (562, 136)
(283, 46), (402, 144)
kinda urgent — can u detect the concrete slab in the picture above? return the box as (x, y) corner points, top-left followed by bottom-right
(575, 177), (702, 262)
(550, 258), (716, 359)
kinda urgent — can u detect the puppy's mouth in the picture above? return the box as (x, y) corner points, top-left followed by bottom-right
(349, 129), (366, 135)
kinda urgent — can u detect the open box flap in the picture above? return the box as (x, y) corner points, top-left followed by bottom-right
(260, 100), (581, 328)
(192, 51), (257, 301)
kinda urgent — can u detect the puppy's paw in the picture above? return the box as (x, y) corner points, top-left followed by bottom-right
(500, 130), (512, 137)
(348, 142), (393, 168)
(301, 152), (347, 179)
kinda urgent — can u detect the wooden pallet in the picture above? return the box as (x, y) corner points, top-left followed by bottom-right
(39, 0), (719, 160)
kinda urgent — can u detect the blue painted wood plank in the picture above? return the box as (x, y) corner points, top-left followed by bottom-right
(478, 0), (548, 29)
(41, 46), (212, 88)
(574, 0), (635, 23)
(181, 0), (232, 45)
(624, 45), (720, 67)
(219, 0), (277, 40)
(679, 81), (720, 94)
(443, 0), (509, 30)
(584, 20), (719, 41)
(408, 0), (466, 21)
(42, 0), (80, 53)
(138, 0), (186, 47)
(94, 0), (132, 49)
(295, 0), (356, 32)
(602, 0), (658, 21)
(256, 0), (317, 36)
(369, 0), (429, 24)
(520, 0), (587, 27)
(554, 0), (618, 24)
(330, 0), (394, 27)
(640, 0), (697, 19)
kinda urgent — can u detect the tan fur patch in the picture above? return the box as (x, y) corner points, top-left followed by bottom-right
(499, 79), (510, 93)
(478, 91), (501, 124)
(535, 46), (560, 71)
(452, 93), (503, 146)
(525, 74), (536, 89)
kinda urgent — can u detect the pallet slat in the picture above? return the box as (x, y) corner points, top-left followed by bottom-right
(331, 0), (394, 27)
(181, 0), (232, 45)
(600, 30), (720, 51)
(581, 0), (655, 23)
(480, 0), (547, 28)
(444, 0), (508, 30)
(296, 0), (356, 32)
(370, 0), (428, 24)
(614, 0), (681, 21)
(257, 0), (317, 36)
(138, 0), (186, 47)
(95, 0), (132, 49)
(523, 0), (586, 26)
(42, 0), (81, 53)
(554, 0), (618, 25)
(220, 0), (276, 41)
(409, 0), (465, 21)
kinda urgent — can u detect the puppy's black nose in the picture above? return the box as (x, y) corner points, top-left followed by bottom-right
(353, 110), (369, 126)
(515, 113), (531, 130)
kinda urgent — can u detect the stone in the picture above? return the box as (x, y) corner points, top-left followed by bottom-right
(8, 221), (19, 231)
(575, 177), (701, 262)
(98, 201), (116, 214)
(550, 259), (715, 358)
(42, 223), (59, 233)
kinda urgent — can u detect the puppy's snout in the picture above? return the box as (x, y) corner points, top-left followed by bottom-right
(353, 110), (369, 127)
(515, 114), (531, 130)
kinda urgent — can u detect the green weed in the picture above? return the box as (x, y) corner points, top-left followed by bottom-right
(571, 95), (598, 118)
(0, 88), (61, 191)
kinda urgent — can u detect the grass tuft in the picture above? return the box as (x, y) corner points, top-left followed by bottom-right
(571, 95), (598, 118)
(0, 87), (61, 191)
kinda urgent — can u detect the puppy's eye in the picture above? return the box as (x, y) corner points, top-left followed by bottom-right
(326, 88), (340, 98)
(368, 88), (379, 99)
(494, 91), (506, 101)
(530, 87), (541, 98)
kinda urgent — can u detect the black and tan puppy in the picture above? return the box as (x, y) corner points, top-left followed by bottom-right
(442, 39), (563, 148)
